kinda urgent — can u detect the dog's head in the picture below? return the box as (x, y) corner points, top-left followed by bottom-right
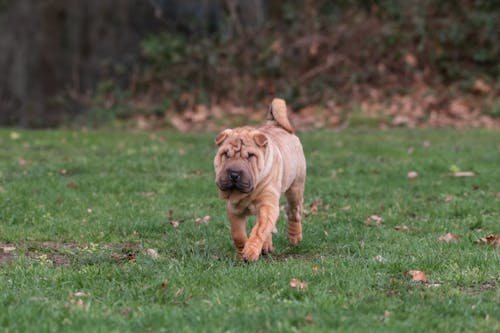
(214, 127), (269, 194)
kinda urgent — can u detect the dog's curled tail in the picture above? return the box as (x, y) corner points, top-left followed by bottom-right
(267, 98), (294, 133)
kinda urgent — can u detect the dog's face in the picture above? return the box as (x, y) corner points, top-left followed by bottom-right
(214, 127), (269, 194)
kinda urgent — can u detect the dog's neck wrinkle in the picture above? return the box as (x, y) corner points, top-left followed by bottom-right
(258, 141), (280, 184)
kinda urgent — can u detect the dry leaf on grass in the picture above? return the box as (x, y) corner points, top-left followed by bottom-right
(407, 171), (418, 179)
(312, 266), (325, 273)
(304, 315), (313, 324)
(394, 225), (410, 231)
(475, 235), (500, 247)
(451, 171), (475, 177)
(1, 246), (16, 254)
(195, 216), (211, 224)
(438, 233), (461, 243)
(365, 215), (383, 226)
(66, 181), (79, 188)
(305, 200), (323, 216)
(290, 278), (308, 290)
(167, 210), (184, 228)
(147, 248), (158, 258)
(405, 270), (428, 282)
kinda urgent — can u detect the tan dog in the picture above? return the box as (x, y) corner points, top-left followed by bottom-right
(214, 98), (306, 262)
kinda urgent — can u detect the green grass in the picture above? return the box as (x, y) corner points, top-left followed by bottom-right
(0, 128), (499, 332)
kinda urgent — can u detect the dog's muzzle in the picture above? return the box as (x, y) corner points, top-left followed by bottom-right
(217, 167), (253, 193)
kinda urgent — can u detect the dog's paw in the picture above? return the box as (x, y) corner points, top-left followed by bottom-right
(287, 232), (302, 245)
(261, 238), (274, 255)
(241, 243), (261, 262)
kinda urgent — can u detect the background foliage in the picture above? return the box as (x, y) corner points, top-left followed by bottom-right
(0, 0), (498, 128)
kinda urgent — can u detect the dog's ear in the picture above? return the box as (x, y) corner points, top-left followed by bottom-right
(252, 132), (268, 147)
(215, 129), (232, 146)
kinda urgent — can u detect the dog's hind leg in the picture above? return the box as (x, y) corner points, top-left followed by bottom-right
(285, 180), (304, 245)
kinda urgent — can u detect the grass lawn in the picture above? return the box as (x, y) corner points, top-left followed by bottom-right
(0, 128), (499, 332)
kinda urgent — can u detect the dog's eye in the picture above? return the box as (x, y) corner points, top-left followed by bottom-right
(247, 153), (255, 160)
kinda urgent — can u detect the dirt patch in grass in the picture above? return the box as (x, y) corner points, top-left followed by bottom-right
(0, 253), (13, 264)
(461, 278), (498, 295)
(3, 241), (141, 267)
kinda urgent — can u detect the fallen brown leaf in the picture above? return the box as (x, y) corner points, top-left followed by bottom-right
(66, 181), (79, 188)
(407, 171), (418, 180)
(1, 246), (16, 254)
(394, 225), (410, 231)
(75, 299), (85, 308)
(438, 233), (461, 243)
(147, 248), (158, 258)
(452, 171), (475, 177)
(167, 210), (184, 228)
(305, 200), (323, 216)
(290, 278), (308, 290)
(161, 280), (169, 288)
(444, 195), (454, 202)
(403, 53), (418, 67)
(304, 315), (313, 324)
(405, 270), (428, 282)
(473, 79), (492, 94)
(175, 288), (184, 297)
(18, 159), (29, 166)
(475, 235), (500, 247)
(365, 214), (383, 226)
(195, 215), (211, 224)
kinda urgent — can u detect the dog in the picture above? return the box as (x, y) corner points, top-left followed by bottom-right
(214, 98), (306, 262)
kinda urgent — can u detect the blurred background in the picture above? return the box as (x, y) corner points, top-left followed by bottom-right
(0, 0), (498, 130)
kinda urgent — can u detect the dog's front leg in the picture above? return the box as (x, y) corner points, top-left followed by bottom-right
(227, 206), (248, 258)
(242, 197), (279, 262)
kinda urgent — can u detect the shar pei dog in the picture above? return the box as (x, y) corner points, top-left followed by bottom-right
(214, 98), (306, 262)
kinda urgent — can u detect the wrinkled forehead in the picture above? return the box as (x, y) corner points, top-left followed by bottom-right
(226, 130), (255, 151)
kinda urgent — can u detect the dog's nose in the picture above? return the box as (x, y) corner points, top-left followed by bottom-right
(229, 171), (241, 182)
